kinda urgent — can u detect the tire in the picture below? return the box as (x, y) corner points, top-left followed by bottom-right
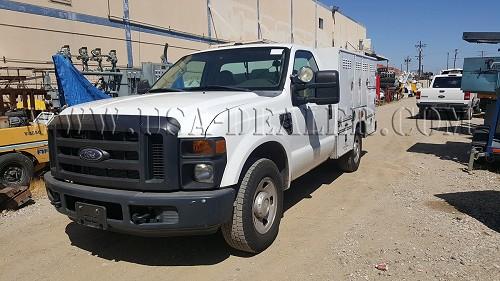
(462, 107), (473, 120)
(222, 158), (283, 253)
(0, 153), (34, 188)
(473, 103), (481, 114)
(418, 108), (427, 119)
(338, 130), (362, 173)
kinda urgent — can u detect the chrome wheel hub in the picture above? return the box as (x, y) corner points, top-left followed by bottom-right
(252, 177), (277, 234)
(353, 137), (360, 163)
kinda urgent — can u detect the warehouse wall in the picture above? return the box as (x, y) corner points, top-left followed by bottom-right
(0, 0), (367, 69)
(332, 11), (367, 51)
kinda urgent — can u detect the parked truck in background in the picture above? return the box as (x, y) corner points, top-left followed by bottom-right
(44, 44), (377, 253)
(416, 73), (480, 120)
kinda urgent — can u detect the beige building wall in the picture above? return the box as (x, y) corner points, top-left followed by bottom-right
(333, 12), (367, 51)
(259, 0), (292, 43)
(0, 0), (368, 70)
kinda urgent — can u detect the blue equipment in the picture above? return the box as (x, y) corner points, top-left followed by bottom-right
(462, 32), (500, 170)
(52, 54), (111, 107)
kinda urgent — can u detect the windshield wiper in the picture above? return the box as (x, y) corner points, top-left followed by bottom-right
(148, 87), (185, 93)
(188, 85), (251, 92)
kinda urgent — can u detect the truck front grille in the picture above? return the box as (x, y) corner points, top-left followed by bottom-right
(49, 115), (180, 191)
(149, 134), (165, 179)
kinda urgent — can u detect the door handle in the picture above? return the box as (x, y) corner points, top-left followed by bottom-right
(328, 105), (333, 120)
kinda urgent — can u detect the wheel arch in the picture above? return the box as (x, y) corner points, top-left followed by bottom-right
(221, 138), (291, 190)
(0, 151), (38, 165)
(244, 141), (289, 189)
(358, 121), (366, 136)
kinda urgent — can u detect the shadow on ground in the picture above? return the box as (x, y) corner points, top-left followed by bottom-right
(65, 158), (346, 266)
(431, 122), (482, 136)
(407, 141), (471, 165)
(284, 159), (344, 211)
(436, 191), (500, 233)
(407, 110), (482, 121)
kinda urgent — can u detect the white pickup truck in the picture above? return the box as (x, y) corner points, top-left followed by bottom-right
(45, 44), (377, 253)
(417, 73), (479, 120)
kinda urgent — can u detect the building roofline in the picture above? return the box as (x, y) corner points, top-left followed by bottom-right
(313, 0), (366, 29)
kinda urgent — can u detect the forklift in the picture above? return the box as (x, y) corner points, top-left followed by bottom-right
(462, 32), (500, 170)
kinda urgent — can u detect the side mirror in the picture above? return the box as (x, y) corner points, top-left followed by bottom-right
(310, 70), (340, 105)
(292, 69), (340, 105)
(137, 80), (151, 95)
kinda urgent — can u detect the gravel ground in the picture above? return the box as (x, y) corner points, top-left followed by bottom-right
(0, 97), (499, 281)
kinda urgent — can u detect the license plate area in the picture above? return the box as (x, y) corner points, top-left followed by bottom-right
(75, 202), (107, 230)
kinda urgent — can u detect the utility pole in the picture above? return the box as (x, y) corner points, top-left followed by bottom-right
(404, 56), (412, 73)
(415, 41), (427, 79)
(453, 49), (458, 68)
(479, 50), (485, 57)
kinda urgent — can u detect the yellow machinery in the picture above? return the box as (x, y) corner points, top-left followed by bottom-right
(0, 112), (53, 188)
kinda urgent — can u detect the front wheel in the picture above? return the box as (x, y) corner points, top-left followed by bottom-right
(222, 158), (283, 253)
(338, 131), (362, 173)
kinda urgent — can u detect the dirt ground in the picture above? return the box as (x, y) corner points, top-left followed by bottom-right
(1, 97), (499, 281)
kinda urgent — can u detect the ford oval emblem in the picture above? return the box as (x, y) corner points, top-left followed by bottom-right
(79, 148), (108, 162)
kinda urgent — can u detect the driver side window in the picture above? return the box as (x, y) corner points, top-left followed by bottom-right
(293, 51), (319, 98)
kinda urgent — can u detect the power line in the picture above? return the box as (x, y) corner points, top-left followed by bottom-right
(0, 22), (201, 52)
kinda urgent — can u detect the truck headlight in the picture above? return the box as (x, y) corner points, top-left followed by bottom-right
(193, 164), (214, 183)
(181, 138), (226, 156)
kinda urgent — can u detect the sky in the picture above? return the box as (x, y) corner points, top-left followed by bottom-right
(320, 0), (500, 74)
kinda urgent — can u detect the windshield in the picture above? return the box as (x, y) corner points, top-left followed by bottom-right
(432, 76), (462, 88)
(150, 47), (289, 92)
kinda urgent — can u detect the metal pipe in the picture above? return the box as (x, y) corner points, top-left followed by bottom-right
(107, 15), (229, 44)
(122, 0), (133, 67)
(207, 0), (212, 40)
(257, 0), (262, 40)
(81, 71), (124, 76)
(314, 0), (318, 48)
(290, 0), (294, 43)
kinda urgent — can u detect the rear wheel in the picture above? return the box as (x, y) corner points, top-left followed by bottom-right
(338, 131), (362, 173)
(222, 158), (283, 253)
(462, 107), (473, 120)
(418, 108), (427, 119)
(473, 103), (482, 114)
(0, 153), (34, 188)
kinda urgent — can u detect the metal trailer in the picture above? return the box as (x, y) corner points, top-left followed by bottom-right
(462, 32), (500, 170)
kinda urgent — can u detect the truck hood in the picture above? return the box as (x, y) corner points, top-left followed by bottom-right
(60, 91), (267, 136)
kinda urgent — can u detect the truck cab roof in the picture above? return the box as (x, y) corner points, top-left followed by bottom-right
(440, 68), (463, 75)
(434, 73), (463, 78)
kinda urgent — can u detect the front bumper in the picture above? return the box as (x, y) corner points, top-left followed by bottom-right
(44, 173), (235, 236)
(417, 102), (469, 111)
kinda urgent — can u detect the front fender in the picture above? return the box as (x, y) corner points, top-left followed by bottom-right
(219, 134), (291, 188)
(204, 96), (292, 189)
